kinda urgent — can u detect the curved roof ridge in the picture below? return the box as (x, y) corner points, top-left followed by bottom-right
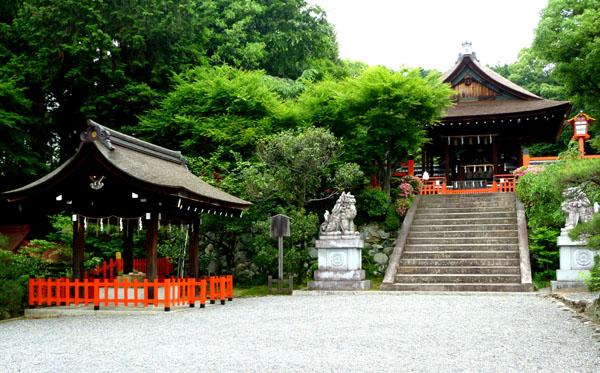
(442, 54), (541, 100)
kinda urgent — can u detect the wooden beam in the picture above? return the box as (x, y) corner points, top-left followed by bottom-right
(189, 218), (200, 279)
(72, 218), (85, 281)
(493, 138), (498, 177)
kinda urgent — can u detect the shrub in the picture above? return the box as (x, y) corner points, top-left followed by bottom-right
(528, 227), (560, 286)
(585, 256), (600, 292)
(356, 188), (391, 225)
(0, 251), (27, 319)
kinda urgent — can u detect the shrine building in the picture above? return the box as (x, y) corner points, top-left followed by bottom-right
(420, 43), (572, 186)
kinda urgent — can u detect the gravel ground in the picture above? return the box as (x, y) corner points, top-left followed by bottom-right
(1, 292), (599, 372)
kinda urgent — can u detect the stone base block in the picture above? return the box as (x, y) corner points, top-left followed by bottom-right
(314, 269), (365, 281)
(551, 280), (587, 292)
(556, 269), (590, 282)
(307, 280), (372, 291)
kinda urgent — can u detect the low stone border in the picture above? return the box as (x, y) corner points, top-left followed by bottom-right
(541, 291), (600, 342)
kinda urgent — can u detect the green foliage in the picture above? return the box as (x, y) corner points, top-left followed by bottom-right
(583, 255), (600, 291)
(0, 78), (46, 189)
(569, 214), (600, 251)
(0, 250), (26, 319)
(136, 65), (285, 159)
(257, 126), (350, 209)
(298, 66), (454, 195)
(0, 234), (8, 250)
(356, 188), (391, 226)
(528, 227), (560, 284)
(515, 147), (600, 229)
(203, 0), (339, 79)
(533, 0), (600, 116)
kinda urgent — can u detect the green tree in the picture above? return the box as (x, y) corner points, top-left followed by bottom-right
(136, 65), (287, 159)
(257, 126), (363, 209)
(300, 66), (454, 195)
(533, 0), (600, 115)
(3, 0), (209, 163)
(204, 0), (339, 79)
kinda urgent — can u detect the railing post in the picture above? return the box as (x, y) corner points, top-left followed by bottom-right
(93, 278), (100, 310)
(200, 279), (207, 308)
(28, 276), (35, 308)
(219, 276), (226, 305)
(209, 274), (216, 305)
(164, 276), (171, 312)
(227, 274), (233, 301)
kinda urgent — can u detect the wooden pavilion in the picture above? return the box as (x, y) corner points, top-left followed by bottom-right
(4, 120), (251, 282)
(421, 43), (572, 185)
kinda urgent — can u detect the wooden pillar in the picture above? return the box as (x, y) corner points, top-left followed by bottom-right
(444, 142), (450, 183)
(123, 219), (134, 274)
(72, 218), (85, 281)
(517, 137), (523, 167)
(421, 146), (426, 177)
(189, 218), (200, 279)
(407, 154), (414, 176)
(492, 138), (498, 177)
(146, 214), (159, 282)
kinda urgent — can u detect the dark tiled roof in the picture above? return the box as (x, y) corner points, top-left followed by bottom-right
(444, 99), (571, 120)
(5, 120), (251, 210)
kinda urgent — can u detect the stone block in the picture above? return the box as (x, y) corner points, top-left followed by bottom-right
(307, 280), (372, 291)
(314, 269), (365, 281)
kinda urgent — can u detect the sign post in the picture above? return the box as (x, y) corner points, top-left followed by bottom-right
(270, 214), (291, 294)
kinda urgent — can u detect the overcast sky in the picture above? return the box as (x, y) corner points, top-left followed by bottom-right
(309, 0), (549, 72)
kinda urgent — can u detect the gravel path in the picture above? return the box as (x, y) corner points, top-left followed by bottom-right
(1, 292), (599, 372)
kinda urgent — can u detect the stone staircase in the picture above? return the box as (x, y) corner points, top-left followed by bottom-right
(382, 193), (533, 291)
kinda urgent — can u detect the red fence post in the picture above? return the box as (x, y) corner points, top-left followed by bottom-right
(219, 276), (226, 305)
(227, 274), (233, 301)
(164, 277), (171, 312)
(93, 278), (100, 310)
(209, 275), (216, 305)
(200, 279), (207, 308)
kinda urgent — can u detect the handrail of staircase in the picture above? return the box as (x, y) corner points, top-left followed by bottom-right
(515, 197), (534, 291)
(381, 195), (422, 289)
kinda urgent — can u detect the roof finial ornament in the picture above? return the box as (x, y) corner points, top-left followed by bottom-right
(462, 41), (472, 55)
(81, 119), (115, 151)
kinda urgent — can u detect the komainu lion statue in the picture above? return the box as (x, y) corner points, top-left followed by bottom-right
(561, 187), (595, 231)
(320, 192), (358, 236)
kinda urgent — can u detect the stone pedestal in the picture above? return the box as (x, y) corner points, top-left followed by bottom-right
(551, 231), (598, 291)
(308, 236), (372, 290)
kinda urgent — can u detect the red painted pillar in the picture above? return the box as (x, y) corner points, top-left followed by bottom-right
(407, 154), (414, 176)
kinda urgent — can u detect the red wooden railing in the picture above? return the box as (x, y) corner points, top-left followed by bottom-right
(420, 177), (516, 195)
(87, 258), (174, 280)
(29, 275), (233, 311)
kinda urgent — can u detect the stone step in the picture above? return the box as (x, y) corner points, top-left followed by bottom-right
(396, 266), (521, 275)
(422, 193), (515, 200)
(402, 251), (520, 259)
(415, 212), (517, 220)
(394, 274), (522, 284)
(420, 202), (515, 208)
(409, 230), (518, 238)
(399, 258), (520, 266)
(418, 207), (516, 214)
(383, 283), (526, 292)
(407, 237), (519, 245)
(404, 244), (519, 251)
(410, 224), (517, 232)
(412, 217), (517, 226)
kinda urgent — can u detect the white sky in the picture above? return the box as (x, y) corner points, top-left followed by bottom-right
(310, 0), (549, 72)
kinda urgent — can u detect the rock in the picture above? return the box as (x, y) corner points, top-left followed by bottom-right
(205, 243), (214, 254)
(378, 229), (390, 240)
(374, 252), (388, 265)
(368, 249), (377, 256)
(383, 246), (394, 255)
(309, 248), (318, 259)
(372, 244), (383, 250)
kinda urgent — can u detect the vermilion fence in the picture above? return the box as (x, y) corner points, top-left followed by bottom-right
(87, 258), (173, 280)
(29, 275), (233, 311)
(420, 178), (516, 195)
